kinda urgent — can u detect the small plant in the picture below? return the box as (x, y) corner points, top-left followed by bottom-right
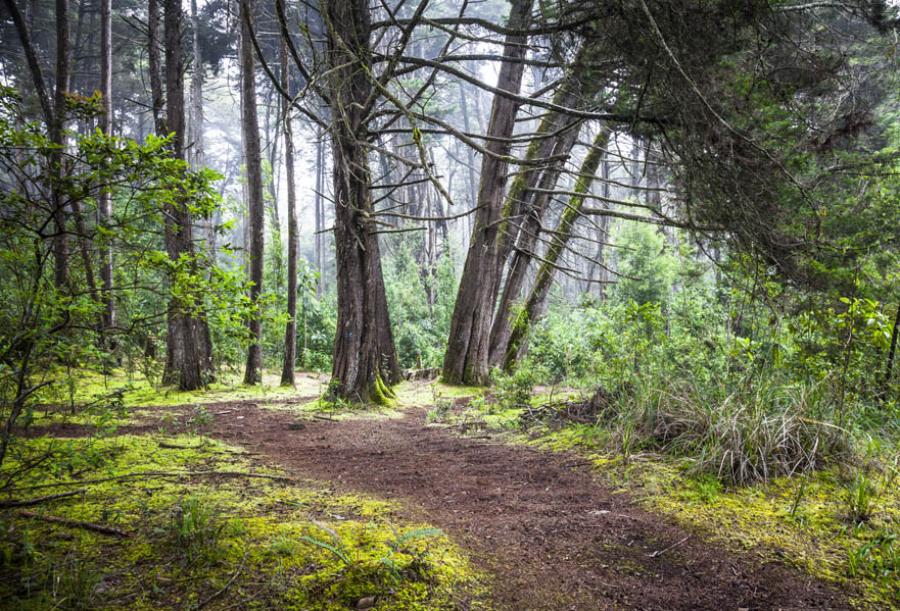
(186, 405), (212, 433)
(844, 472), (877, 524)
(846, 529), (898, 584)
(169, 495), (224, 565)
(46, 555), (99, 610)
(425, 398), (452, 424)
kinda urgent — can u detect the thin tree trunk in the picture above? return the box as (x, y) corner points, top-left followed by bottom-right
(442, 0), (533, 386)
(324, 0), (400, 403)
(51, 0), (70, 289)
(883, 301), (900, 399)
(147, 0), (166, 136)
(314, 128), (325, 296)
(503, 128), (611, 371)
(98, 0), (115, 347)
(240, 0), (265, 385)
(280, 38), (298, 386)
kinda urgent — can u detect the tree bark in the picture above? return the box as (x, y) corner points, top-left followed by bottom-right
(51, 0), (70, 289)
(147, 0), (166, 136)
(324, 0), (400, 403)
(442, 0), (533, 386)
(280, 38), (298, 386)
(98, 0), (115, 346)
(503, 127), (611, 371)
(883, 301), (900, 399)
(240, 0), (265, 385)
(161, 0), (203, 391)
(314, 127), (325, 297)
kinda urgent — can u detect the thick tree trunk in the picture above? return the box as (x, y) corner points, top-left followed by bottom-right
(240, 0), (265, 385)
(161, 0), (203, 391)
(503, 128), (611, 371)
(442, 0), (533, 386)
(324, 0), (400, 403)
(883, 301), (900, 398)
(280, 40), (298, 386)
(187, 0), (214, 379)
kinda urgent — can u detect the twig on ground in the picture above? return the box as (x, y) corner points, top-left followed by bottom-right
(197, 551), (248, 609)
(16, 509), (131, 538)
(648, 535), (690, 558)
(11, 469), (297, 492)
(0, 489), (84, 508)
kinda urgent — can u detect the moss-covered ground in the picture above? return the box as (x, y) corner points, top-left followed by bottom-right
(425, 391), (899, 609)
(1, 373), (487, 610)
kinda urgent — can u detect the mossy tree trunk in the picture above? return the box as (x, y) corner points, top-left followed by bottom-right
(324, 0), (400, 403)
(503, 128), (610, 371)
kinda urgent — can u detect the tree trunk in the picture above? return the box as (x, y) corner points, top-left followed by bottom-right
(324, 0), (400, 403)
(883, 301), (900, 399)
(187, 0), (215, 379)
(51, 0), (70, 289)
(503, 128), (611, 371)
(488, 119), (583, 364)
(280, 39), (298, 387)
(240, 0), (265, 385)
(98, 0), (115, 347)
(147, 0), (166, 136)
(161, 0), (203, 391)
(314, 128), (325, 296)
(442, 0), (533, 386)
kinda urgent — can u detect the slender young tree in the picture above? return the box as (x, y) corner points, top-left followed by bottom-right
(240, 0), (265, 385)
(98, 0), (115, 345)
(280, 38), (299, 386)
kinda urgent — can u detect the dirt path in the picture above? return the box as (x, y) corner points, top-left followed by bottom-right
(179, 401), (848, 611)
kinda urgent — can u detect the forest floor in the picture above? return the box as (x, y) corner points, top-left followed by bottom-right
(189, 399), (849, 610)
(9, 373), (894, 609)
(44, 376), (852, 611)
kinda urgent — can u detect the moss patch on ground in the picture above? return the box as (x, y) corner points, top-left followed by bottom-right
(0, 433), (487, 610)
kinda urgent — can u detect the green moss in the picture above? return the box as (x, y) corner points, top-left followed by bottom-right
(0, 433), (487, 610)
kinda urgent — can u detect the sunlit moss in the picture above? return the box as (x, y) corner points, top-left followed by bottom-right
(0, 434), (488, 610)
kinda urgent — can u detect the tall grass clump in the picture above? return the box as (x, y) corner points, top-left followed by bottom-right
(601, 374), (851, 485)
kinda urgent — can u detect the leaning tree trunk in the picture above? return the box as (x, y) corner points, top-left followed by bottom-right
(161, 0), (203, 390)
(280, 39), (298, 386)
(324, 0), (399, 403)
(503, 127), (611, 371)
(442, 0), (533, 386)
(240, 0), (266, 385)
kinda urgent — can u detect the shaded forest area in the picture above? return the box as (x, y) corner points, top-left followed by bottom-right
(1, 0), (899, 609)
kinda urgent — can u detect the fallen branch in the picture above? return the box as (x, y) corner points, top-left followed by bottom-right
(0, 489), (85, 508)
(197, 551), (247, 609)
(11, 469), (297, 492)
(16, 510), (131, 538)
(648, 535), (690, 558)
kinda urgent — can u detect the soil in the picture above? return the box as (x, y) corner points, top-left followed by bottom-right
(203, 402), (848, 610)
(27, 398), (851, 610)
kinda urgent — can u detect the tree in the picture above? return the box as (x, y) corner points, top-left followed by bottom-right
(98, 0), (115, 347)
(441, 0), (534, 385)
(321, 0), (400, 402)
(161, 0), (204, 390)
(280, 38), (298, 387)
(240, 0), (265, 385)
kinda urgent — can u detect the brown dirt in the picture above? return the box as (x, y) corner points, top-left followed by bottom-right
(192, 401), (848, 611)
(25, 399), (850, 610)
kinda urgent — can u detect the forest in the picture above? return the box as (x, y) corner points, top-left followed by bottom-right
(0, 0), (898, 609)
